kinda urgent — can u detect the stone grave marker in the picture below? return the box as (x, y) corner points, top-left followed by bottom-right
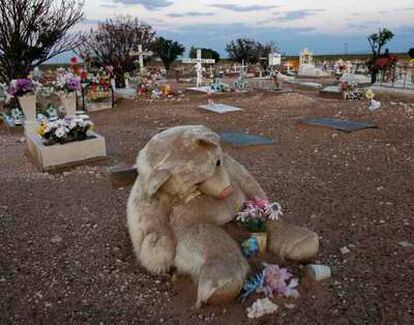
(199, 102), (242, 113)
(301, 117), (377, 133)
(219, 132), (275, 146)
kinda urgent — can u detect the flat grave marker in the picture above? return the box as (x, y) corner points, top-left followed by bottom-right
(199, 103), (242, 113)
(301, 117), (377, 133)
(219, 132), (276, 146)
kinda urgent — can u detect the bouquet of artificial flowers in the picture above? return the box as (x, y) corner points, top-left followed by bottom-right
(8, 78), (36, 97)
(38, 115), (94, 145)
(236, 198), (283, 232)
(53, 72), (81, 93)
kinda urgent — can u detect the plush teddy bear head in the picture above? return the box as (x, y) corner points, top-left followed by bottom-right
(136, 125), (233, 201)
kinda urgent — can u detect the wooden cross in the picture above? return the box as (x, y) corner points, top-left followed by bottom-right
(182, 49), (215, 88)
(129, 44), (153, 73)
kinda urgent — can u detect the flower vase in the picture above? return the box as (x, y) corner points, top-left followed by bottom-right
(251, 232), (268, 255)
(18, 94), (37, 134)
(18, 94), (36, 122)
(60, 92), (77, 116)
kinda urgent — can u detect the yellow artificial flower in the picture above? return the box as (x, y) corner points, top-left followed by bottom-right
(37, 122), (46, 136)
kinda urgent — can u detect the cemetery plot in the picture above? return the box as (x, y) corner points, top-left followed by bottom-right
(26, 131), (107, 171)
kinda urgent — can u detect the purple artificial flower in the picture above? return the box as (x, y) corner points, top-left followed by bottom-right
(65, 74), (81, 92)
(8, 78), (34, 96)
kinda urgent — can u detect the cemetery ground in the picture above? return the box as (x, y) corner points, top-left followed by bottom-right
(1, 87), (413, 324)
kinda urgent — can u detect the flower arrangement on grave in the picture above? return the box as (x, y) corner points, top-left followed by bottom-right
(8, 78), (36, 97)
(7, 78), (40, 123)
(53, 72), (81, 93)
(70, 57), (81, 76)
(83, 68), (112, 102)
(236, 198), (283, 254)
(37, 115), (94, 145)
(241, 263), (299, 300)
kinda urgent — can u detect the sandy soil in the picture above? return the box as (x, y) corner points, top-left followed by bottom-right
(1, 84), (413, 324)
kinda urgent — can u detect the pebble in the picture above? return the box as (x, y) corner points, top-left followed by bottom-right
(398, 241), (414, 248)
(50, 235), (63, 243)
(340, 246), (350, 255)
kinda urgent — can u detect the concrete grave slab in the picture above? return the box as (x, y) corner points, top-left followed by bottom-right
(298, 82), (323, 89)
(26, 132), (107, 171)
(199, 103), (242, 113)
(107, 163), (138, 188)
(187, 86), (216, 93)
(219, 132), (275, 146)
(301, 117), (377, 133)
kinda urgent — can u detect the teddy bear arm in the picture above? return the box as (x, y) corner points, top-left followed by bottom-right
(224, 153), (267, 200)
(128, 199), (176, 274)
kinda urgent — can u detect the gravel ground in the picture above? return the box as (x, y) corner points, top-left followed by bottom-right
(1, 85), (413, 324)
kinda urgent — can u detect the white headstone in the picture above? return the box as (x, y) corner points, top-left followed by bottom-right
(268, 53), (282, 66)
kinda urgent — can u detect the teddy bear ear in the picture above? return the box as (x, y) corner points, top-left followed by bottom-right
(147, 168), (171, 197)
(195, 136), (218, 148)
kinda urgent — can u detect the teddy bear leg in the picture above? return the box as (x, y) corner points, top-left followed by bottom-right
(267, 219), (319, 261)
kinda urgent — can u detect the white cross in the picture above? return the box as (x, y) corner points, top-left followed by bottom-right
(130, 44), (153, 73)
(234, 60), (248, 77)
(182, 49), (215, 88)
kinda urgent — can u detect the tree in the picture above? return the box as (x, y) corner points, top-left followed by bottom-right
(225, 38), (258, 63)
(367, 28), (394, 84)
(225, 38), (277, 65)
(79, 16), (156, 88)
(408, 48), (414, 59)
(0, 0), (84, 83)
(189, 47), (220, 62)
(151, 37), (185, 71)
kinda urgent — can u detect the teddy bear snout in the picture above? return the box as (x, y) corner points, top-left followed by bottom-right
(218, 186), (233, 200)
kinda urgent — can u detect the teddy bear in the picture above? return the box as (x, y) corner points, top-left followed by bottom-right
(127, 125), (319, 307)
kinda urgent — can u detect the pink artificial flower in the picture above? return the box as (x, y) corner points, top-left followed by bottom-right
(259, 264), (299, 299)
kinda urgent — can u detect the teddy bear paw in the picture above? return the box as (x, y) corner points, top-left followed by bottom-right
(139, 233), (175, 274)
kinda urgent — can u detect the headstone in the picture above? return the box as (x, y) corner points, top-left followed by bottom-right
(129, 44), (153, 74)
(182, 49), (215, 88)
(219, 132), (275, 146)
(301, 117), (376, 132)
(268, 53), (282, 67)
(298, 48), (328, 77)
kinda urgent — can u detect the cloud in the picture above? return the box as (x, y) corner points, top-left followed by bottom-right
(167, 11), (215, 18)
(347, 20), (381, 30)
(209, 4), (278, 12)
(276, 9), (324, 22)
(112, 0), (173, 10)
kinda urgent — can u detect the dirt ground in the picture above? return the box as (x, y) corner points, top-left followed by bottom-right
(1, 83), (413, 324)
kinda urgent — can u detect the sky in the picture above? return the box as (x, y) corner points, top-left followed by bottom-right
(66, 0), (414, 60)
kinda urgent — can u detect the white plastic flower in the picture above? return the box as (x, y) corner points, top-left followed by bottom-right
(55, 126), (68, 138)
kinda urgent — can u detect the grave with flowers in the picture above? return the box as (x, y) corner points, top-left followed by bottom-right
(7, 75), (107, 171)
(26, 114), (106, 171)
(80, 68), (115, 112)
